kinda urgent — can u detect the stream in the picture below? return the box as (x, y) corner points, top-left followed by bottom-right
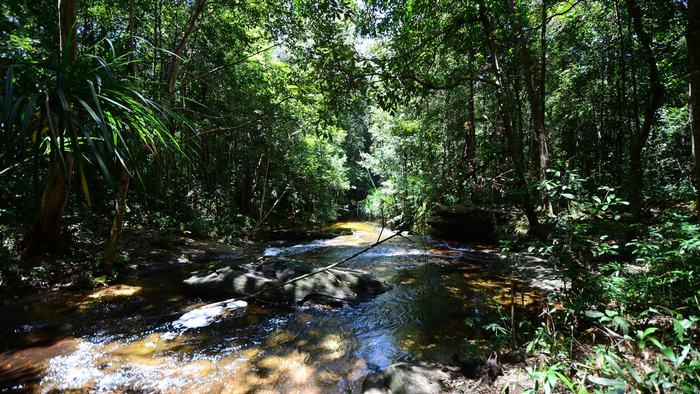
(0, 222), (554, 393)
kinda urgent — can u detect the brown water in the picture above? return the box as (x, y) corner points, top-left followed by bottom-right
(0, 222), (550, 393)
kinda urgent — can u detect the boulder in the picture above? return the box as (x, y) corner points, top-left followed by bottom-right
(427, 205), (516, 242)
(362, 362), (450, 394)
(183, 257), (391, 305)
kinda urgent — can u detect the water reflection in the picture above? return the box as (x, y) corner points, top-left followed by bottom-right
(0, 222), (551, 393)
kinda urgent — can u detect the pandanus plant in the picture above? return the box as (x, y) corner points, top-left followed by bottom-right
(1, 36), (180, 261)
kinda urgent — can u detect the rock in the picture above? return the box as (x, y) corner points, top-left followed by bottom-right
(453, 351), (503, 383)
(182, 257), (391, 305)
(362, 362), (450, 394)
(427, 205), (516, 242)
(172, 300), (247, 330)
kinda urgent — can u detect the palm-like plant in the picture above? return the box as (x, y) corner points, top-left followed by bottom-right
(1, 37), (179, 258)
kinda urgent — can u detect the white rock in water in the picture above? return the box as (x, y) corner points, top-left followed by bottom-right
(225, 300), (248, 309)
(263, 247), (282, 256)
(172, 300), (247, 330)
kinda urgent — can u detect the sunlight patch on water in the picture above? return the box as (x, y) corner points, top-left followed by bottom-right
(328, 221), (381, 233)
(87, 285), (142, 300)
(42, 341), (104, 390)
(263, 222), (410, 258)
(40, 337), (251, 393)
(262, 242), (442, 260)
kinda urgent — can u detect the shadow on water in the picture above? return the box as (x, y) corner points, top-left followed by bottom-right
(0, 222), (556, 393)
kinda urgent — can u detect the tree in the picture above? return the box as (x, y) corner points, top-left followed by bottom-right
(508, 0), (553, 215)
(480, 4), (545, 239)
(33, 0), (79, 247)
(625, 0), (664, 218)
(689, 0), (700, 213)
(2, 1), (178, 259)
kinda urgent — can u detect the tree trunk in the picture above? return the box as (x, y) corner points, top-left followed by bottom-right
(58, 0), (78, 63)
(464, 51), (477, 177)
(508, 0), (553, 215)
(127, 0), (137, 77)
(689, 0), (700, 212)
(103, 0), (137, 264)
(539, 0), (552, 215)
(103, 168), (131, 264)
(164, 0), (207, 107)
(479, 5), (545, 240)
(625, 0), (664, 218)
(36, 152), (74, 244)
(33, 0), (78, 246)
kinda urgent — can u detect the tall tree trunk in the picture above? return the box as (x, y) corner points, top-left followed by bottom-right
(126, 0), (137, 77)
(467, 79), (477, 171)
(58, 0), (78, 63)
(34, 0), (78, 246)
(508, 0), (553, 215)
(103, 0), (136, 264)
(464, 51), (477, 177)
(625, 0), (664, 218)
(164, 0), (207, 107)
(689, 0), (700, 213)
(539, 0), (552, 215)
(480, 5), (545, 240)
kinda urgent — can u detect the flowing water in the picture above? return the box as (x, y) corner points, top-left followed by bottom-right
(0, 222), (552, 393)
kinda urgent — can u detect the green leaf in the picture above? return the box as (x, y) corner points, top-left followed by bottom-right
(623, 360), (642, 384)
(588, 376), (625, 387)
(585, 310), (604, 319)
(553, 371), (575, 391)
(643, 327), (659, 336)
(604, 356), (625, 378)
(612, 316), (629, 335)
(662, 347), (677, 363)
(648, 337), (664, 350)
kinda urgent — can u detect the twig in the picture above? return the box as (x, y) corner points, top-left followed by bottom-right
(247, 184), (290, 239)
(0, 154), (41, 176)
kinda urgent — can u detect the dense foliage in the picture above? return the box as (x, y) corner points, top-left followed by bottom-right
(1, 0), (699, 391)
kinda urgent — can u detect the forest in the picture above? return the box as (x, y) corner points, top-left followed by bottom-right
(0, 0), (699, 392)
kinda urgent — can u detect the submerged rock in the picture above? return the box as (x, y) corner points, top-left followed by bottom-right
(362, 362), (450, 394)
(183, 257), (391, 305)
